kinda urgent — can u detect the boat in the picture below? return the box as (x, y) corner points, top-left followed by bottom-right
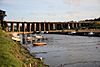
(26, 37), (36, 41)
(12, 36), (21, 41)
(33, 34), (44, 39)
(88, 32), (94, 35)
(69, 31), (76, 35)
(71, 31), (76, 34)
(33, 42), (47, 46)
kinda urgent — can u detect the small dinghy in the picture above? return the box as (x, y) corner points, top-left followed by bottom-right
(33, 34), (44, 39)
(33, 42), (47, 46)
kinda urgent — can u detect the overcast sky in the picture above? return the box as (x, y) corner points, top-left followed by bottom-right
(0, 0), (100, 21)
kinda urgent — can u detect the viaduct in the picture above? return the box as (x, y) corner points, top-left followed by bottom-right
(0, 10), (100, 35)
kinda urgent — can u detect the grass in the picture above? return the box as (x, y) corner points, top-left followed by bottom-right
(0, 27), (22, 67)
(0, 26), (48, 67)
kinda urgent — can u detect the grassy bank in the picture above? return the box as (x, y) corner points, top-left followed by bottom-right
(0, 26), (48, 67)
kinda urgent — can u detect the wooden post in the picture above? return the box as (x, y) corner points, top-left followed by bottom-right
(48, 23), (50, 31)
(30, 23), (32, 32)
(18, 23), (20, 32)
(68, 23), (70, 29)
(79, 23), (81, 28)
(11, 22), (14, 32)
(76, 23), (78, 28)
(53, 23), (56, 30)
(34, 23), (36, 32)
(72, 23), (74, 29)
(39, 23), (41, 32)
(61, 23), (63, 30)
(24, 23), (26, 32)
(44, 23), (46, 32)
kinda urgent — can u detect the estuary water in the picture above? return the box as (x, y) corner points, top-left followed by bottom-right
(28, 34), (100, 67)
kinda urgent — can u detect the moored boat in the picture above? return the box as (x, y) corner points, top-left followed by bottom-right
(88, 32), (94, 35)
(26, 37), (36, 41)
(33, 42), (47, 46)
(12, 36), (21, 41)
(33, 34), (44, 39)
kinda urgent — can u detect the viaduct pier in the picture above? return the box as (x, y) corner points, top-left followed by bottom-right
(5, 21), (100, 36)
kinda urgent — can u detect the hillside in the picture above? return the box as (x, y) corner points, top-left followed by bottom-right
(0, 26), (48, 67)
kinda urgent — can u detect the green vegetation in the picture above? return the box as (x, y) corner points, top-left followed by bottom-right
(0, 26), (48, 67)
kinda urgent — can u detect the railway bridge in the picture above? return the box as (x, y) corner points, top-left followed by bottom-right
(2, 21), (99, 36)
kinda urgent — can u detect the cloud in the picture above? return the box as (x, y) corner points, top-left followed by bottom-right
(0, 0), (14, 5)
(63, 0), (80, 6)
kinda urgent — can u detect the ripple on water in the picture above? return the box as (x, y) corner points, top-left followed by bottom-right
(58, 61), (100, 67)
(26, 34), (100, 67)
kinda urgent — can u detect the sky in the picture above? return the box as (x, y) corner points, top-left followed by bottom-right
(0, 0), (100, 22)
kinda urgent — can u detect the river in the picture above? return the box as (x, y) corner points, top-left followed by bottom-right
(23, 34), (100, 67)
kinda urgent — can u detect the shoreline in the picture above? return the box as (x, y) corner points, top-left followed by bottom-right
(0, 26), (48, 67)
(20, 43), (48, 67)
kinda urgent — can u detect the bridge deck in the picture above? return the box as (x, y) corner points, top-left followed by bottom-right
(49, 29), (100, 33)
(7, 29), (100, 35)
